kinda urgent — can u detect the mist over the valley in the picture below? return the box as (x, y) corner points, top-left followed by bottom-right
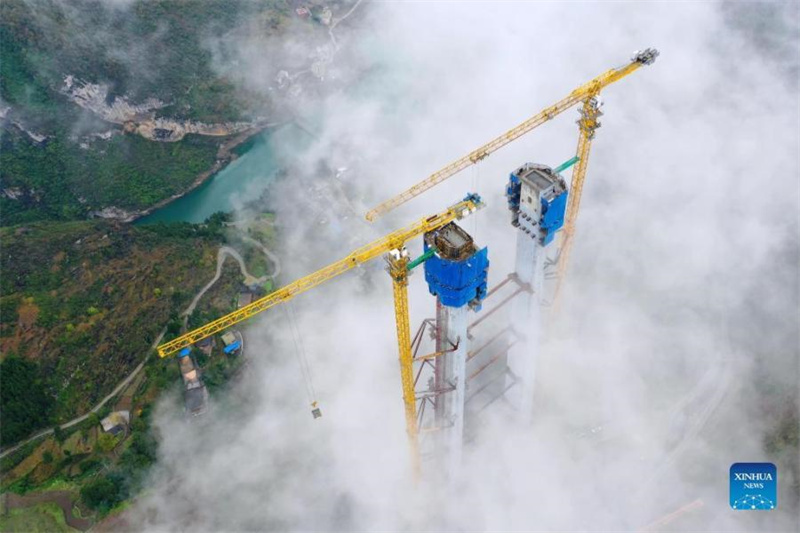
(116, 2), (798, 531)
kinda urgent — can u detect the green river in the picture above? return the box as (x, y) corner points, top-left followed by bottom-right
(136, 123), (312, 224)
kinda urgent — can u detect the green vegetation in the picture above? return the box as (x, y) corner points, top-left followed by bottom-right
(0, 356), (53, 445)
(0, 439), (40, 472)
(78, 403), (158, 514)
(0, 127), (220, 225)
(0, 0), (308, 523)
(0, 0), (299, 225)
(2, 363), (163, 522)
(0, 502), (77, 533)
(0, 219), (228, 434)
(80, 475), (124, 512)
(0, 0), (269, 122)
(95, 433), (119, 453)
(0, 217), (275, 526)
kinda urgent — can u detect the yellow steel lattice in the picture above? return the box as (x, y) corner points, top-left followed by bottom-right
(365, 49), (657, 222)
(157, 196), (483, 357)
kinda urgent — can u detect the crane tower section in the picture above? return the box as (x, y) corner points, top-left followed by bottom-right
(422, 223), (488, 474)
(505, 163), (568, 421)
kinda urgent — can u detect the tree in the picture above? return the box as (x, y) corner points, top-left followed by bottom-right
(0, 356), (53, 445)
(96, 432), (118, 453)
(80, 475), (123, 510)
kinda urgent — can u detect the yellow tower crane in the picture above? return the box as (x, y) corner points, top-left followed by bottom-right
(157, 194), (484, 476)
(364, 48), (658, 302)
(365, 49), (658, 222)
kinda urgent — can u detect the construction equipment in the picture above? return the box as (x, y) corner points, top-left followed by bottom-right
(364, 48), (659, 223)
(157, 193), (485, 475)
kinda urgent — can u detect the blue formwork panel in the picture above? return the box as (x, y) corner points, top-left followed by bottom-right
(540, 190), (567, 246)
(423, 242), (489, 309)
(506, 173), (521, 211)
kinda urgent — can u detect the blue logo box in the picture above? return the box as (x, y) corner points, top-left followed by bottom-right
(730, 463), (776, 510)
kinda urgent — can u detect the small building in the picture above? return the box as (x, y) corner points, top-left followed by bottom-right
(221, 332), (237, 346)
(296, 6), (310, 17)
(100, 411), (130, 436)
(222, 330), (241, 355)
(178, 350), (208, 417)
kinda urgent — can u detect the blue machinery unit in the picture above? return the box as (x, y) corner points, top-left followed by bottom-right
(422, 223), (489, 309)
(506, 163), (568, 246)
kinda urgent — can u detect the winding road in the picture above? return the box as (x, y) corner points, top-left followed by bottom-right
(0, 239), (280, 460)
(182, 242), (280, 327)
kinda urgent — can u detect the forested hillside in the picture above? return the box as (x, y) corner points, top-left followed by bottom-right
(0, 218), (229, 443)
(0, 0), (297, 225)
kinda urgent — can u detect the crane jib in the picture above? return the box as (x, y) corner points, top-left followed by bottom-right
(364, 49), (657, 222)
(157, 197), (483, 357)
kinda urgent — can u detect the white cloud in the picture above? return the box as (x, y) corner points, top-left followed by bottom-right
(131, 2), (799, 531)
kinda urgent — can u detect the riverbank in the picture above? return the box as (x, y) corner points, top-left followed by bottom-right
(134, 121), (312, 225)
(96, 120), (287, 224)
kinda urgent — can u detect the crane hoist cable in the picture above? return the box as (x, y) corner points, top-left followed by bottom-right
(283, 302), (318, 417)
(364, 48), (659, 222)
(289, 302), (315, 401)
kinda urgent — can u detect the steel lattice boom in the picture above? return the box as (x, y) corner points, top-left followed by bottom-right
(365, 48), (658, 222)
(157, 194), (484, 358)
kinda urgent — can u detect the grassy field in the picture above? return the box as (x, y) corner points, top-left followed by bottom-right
(0, 502), (77, 533)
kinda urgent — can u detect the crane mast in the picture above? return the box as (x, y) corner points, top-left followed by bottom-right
(365, 48), (658, 222)
(386, 251), (420, 478)
(552, 97), (602, 305)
